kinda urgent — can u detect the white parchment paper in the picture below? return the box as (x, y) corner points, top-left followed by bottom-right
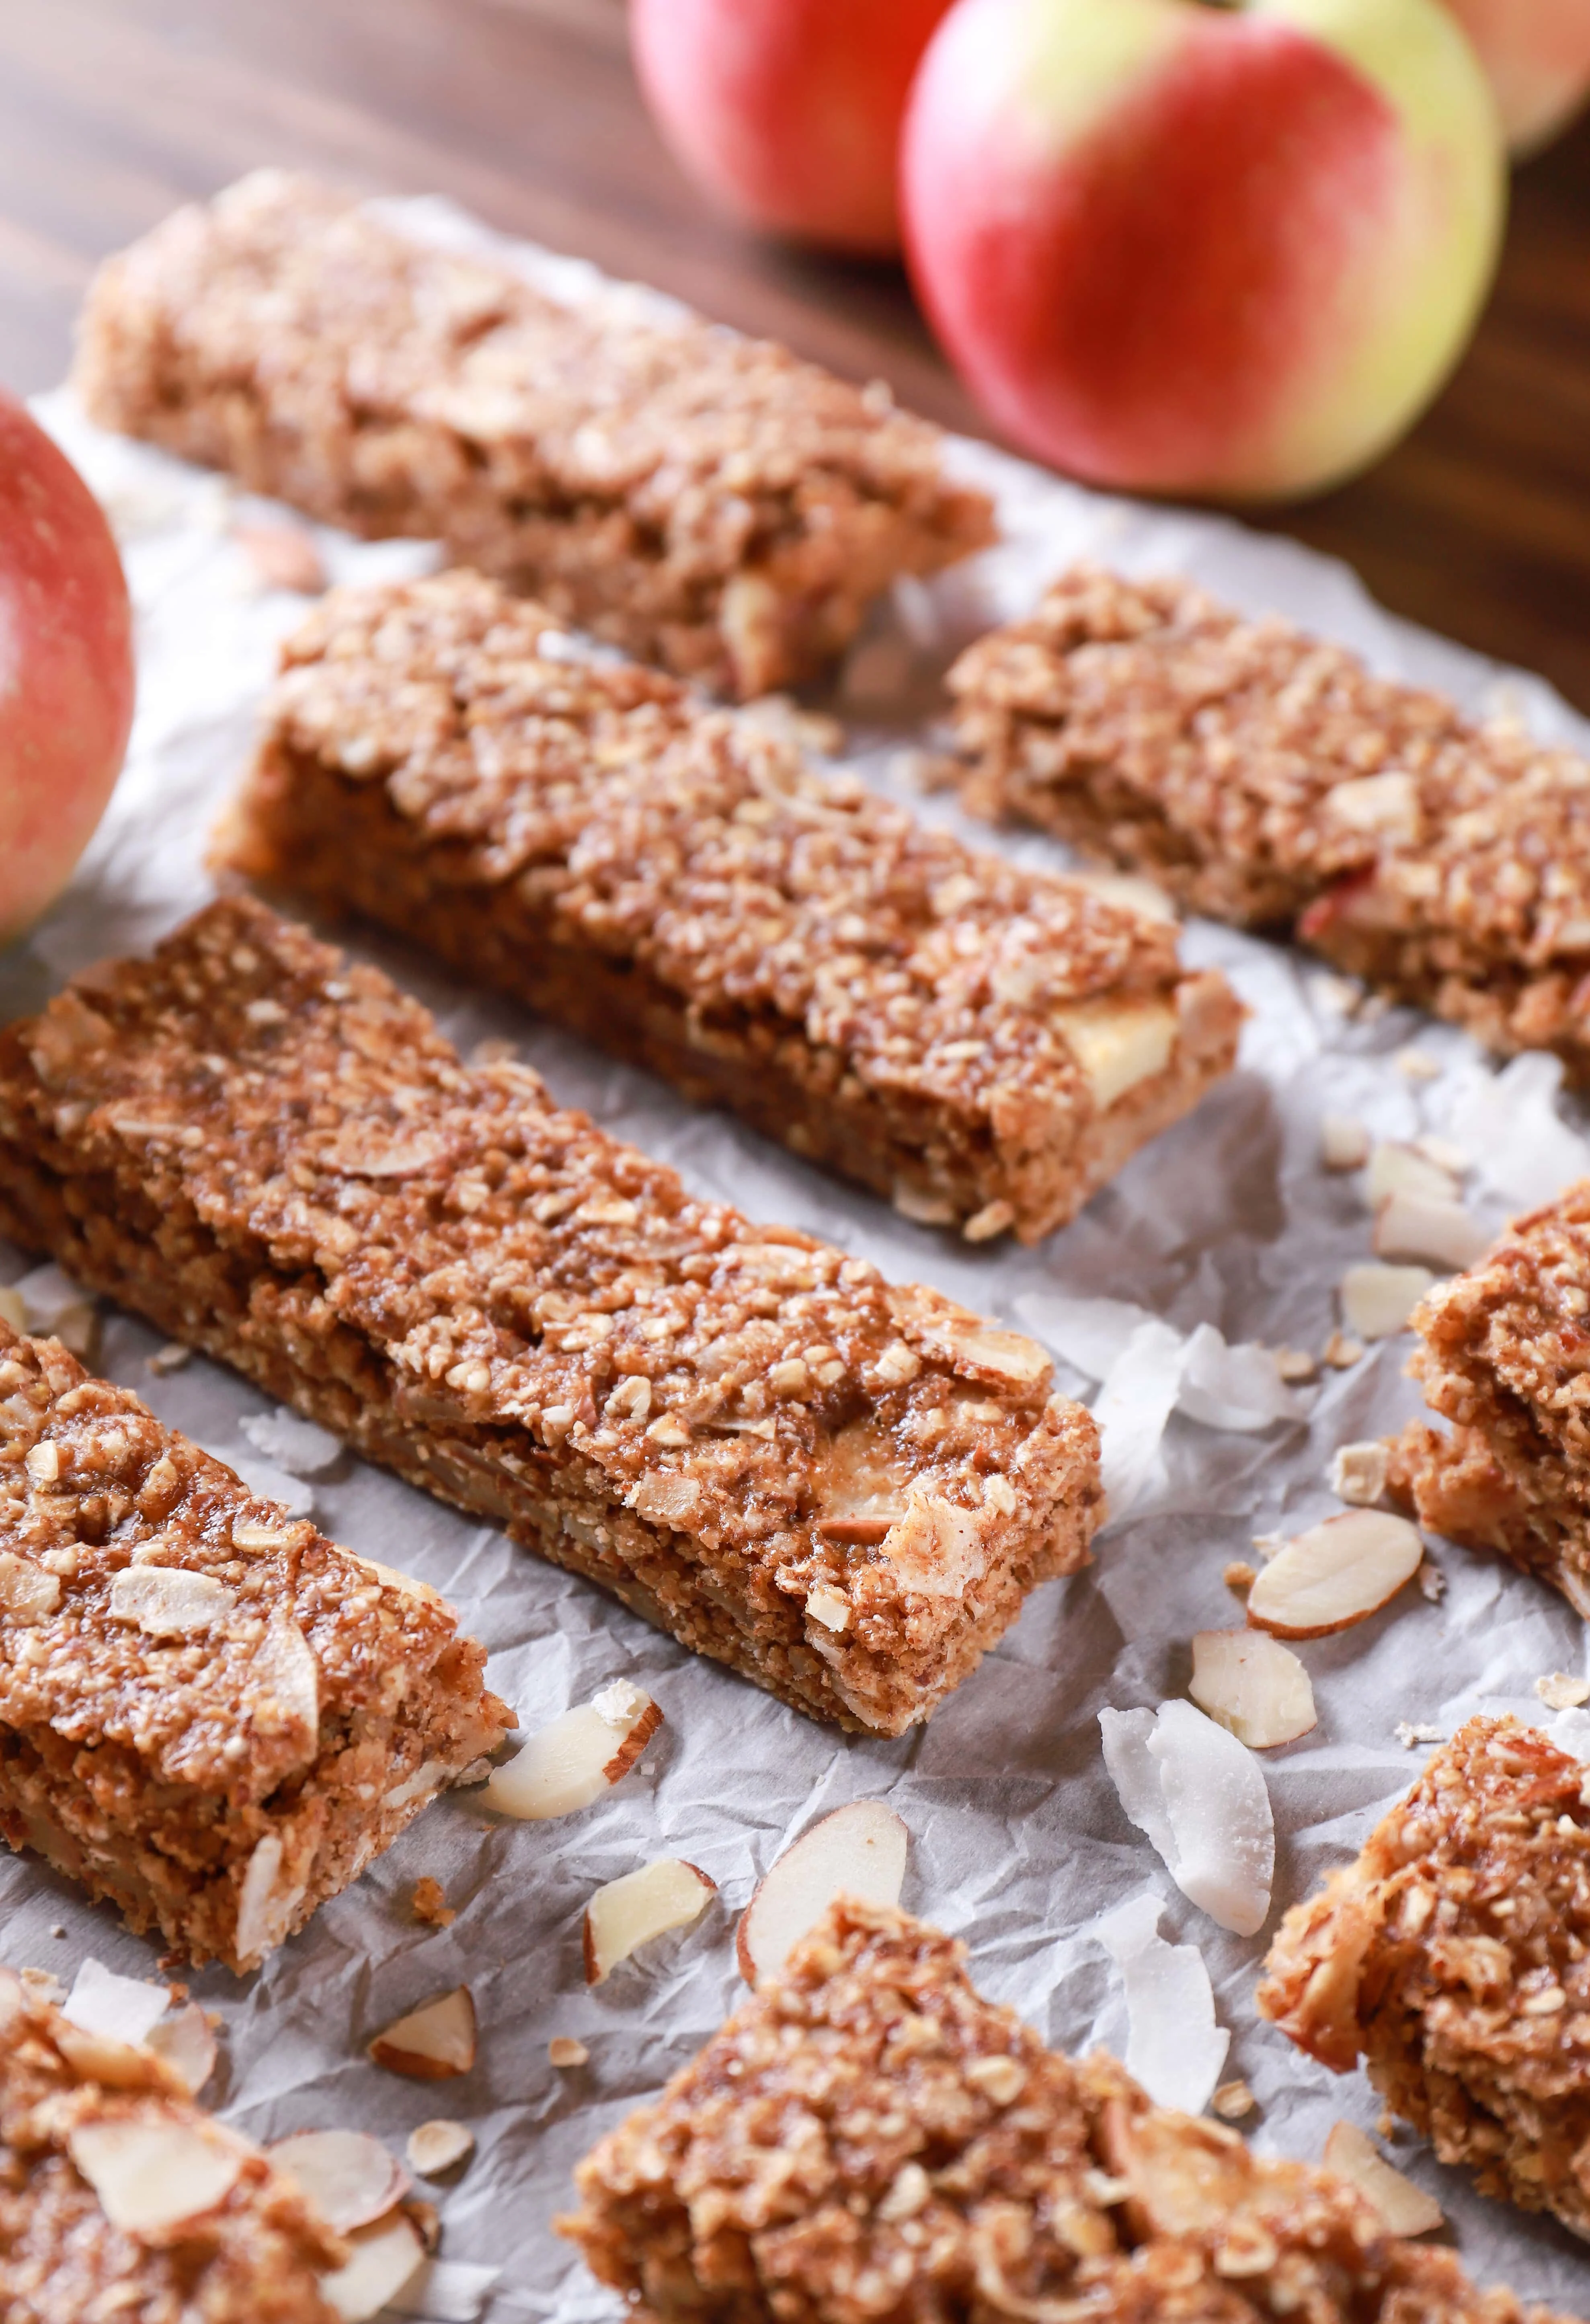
(4, 203), (1590, 2317)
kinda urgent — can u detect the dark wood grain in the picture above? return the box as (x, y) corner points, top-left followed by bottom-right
(2, 0), (1588, 704)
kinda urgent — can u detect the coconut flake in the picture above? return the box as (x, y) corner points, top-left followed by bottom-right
(319, 2211), (427, 2322)
(1373, 1191), (1488, 1272)
(1093, 1320), (1184, 1518)
(69, 2120), (244, 2235)
(15, 1262), (98, 1358)
(1094, 1891), (1228, 2114)
(144, 2003), (217, 2095)
(1450, 1051), (1590, 1211)
(1322, 2121), (1443, 2236)
(1012, 1293), (1148, 1382)
(240, 1407), (344, 1478)
(387, 2257), (503, 2322)
(1339, 1263), (1434, 1341)
(1177, 1325), (1302, 1433)
(1100, 1701), (1274, 1936)
(64, 1959), (171, 2049)
(1365, 1142), (1458, 1206)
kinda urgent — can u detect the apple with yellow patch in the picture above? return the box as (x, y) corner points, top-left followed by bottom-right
(901, 0), (1505, 499)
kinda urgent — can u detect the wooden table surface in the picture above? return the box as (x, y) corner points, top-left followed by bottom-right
(2, 0), (1588, 706)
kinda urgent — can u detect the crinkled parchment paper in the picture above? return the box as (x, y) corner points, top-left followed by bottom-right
(4, 201), (1590, 2317)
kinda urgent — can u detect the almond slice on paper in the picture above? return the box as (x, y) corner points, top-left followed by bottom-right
(406, 2119), (475, 2178)
(1322, 2121), (1443, 2236)
(583, 1859), (716, 1985)
(68, 2120), (244, 2236)
(1365, 1141), (1457, 1206)
(266, 2129), (408, 2234)
(1373, 1191), (1488, 1272)
(1339, 1263), (1434, 1342)
(1247, 1511), (1423, 1640)
(484, 1681), (662, 1819)
(736, 1800), (909, 1986)
(1189, 1631), (1317, 1749)
(368, 1987), (476, 2080)
(1320, 1114), (1369, 1172)
(318, 2209), (427, 2323)
(144, 2002), (217, 2096)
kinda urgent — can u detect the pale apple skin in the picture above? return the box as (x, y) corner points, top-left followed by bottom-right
(901, 0), (1506, 501)
(0, 397), (134, 943)
(630, 0), (953, 254)
(1440, 0), (1590, 151)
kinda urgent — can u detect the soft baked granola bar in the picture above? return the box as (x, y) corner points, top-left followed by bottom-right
(1259, 1716), (1590, 2242)
(0, 1318), (508, 1971)
(1386, 1189), (1590, 1618)
(949, 568), (1590, 1076)
(220, 569), (1243, 1247)
(0, 1965), (342, 2322)
(0, 899), (1100, 1739)
(74, 170), (995, 700)
(562, 1898), (1567, 2323)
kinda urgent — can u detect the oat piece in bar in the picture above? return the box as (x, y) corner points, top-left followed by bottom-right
(221, 569), (1243, 1247)
(1386, 1189), (1590, 1619)
(949, 566), (1590, 1076)
(1259, 1715), (1590, 2241)
(0, 1965), (342, 2322)
(561, 1898), (1567, 2324)
(0, 898), (1100, 1739)
(73, 170), (994, 700)
(0, 1319), (509, 1971)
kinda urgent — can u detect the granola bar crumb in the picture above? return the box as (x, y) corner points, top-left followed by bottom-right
(411, 1877), (456, 1929)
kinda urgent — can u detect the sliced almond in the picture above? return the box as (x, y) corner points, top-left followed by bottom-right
(1052, 996), (1177, 1111)
(68, 2120), (243, 2235)
(318, 2209), (427, 2323)
(548, 2036), (590, 2067)
(1339, 1263), (1434, 1342)
(0, 1550), (61, 1621)
(736, 1800), (909, 1986)
(1365, 1141), (1457, 1206)
(267, 2129), (408, 2233)
(1536, 1673), (1590, 1712)
(583, 1859), (716, 1985)
(1322, 2121), (1443, 2237)
(1373, 1191), (1487, 1273)
(484, 1682), (662, 1820)
(53, 2022), (162, 2090)
(144, 2002), (217, 2096)
(1189, 1631), (1317, 1749)
(368, 1987), (476, 2080)
(1247, 1511), (1424, 1640)
(108, 1565), (238, 1636)
(1320, 1115), (1370, 1172)
(406, 2119), (475, 2178)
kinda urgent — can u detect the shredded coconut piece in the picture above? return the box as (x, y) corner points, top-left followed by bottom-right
(1094, 1890), (1228, 2115)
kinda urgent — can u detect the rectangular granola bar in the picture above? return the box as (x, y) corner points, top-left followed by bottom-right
(561, 1897), (1567, 2323)
(73, 170), (995, 700)
(1387, 1191), (1590, 1617)
(0, 899), (1100, 1739)
(220, 568), (1243, 1248)
(1259, 1715), (1590, 2241)
(949, 567), (1590, 1076)
(0, 1317), (508, 1971)
(0, 1964), (342, 2321)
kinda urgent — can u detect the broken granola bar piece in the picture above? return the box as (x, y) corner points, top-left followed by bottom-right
(219, 568), (1243, 1246)
(948, 566), (1590, 1076)
(74, 171), (994, 700)
(0, 1318), (508, 1971)
(1259, 1715), (1590, 2241)
(0, 1965), (343, 2320)
(1386, 1190), (1590, 1618)
(0, 898), (1100, 1739)
(562, 1897), (1569, 2323)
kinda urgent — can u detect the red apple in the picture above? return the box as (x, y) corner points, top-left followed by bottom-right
(630, 0), (954, 255)
(901, 0), (1505, 501)
(0, 395), (134, 941)
(1440, 0), (1590, 152)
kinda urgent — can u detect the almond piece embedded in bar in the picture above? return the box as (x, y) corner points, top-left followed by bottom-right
(221, 567), (1243, 1245)
(0, 897), (1103, 1738)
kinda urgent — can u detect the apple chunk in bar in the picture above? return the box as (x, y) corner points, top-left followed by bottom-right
(0, 1318), (508, 1971)
(72, 170), (994, 700)
(0, 1967), (343, 2320)
(560, 1899), (1569, 2324)
(1386, 1184), (1590, 1618)
(1260, 1715), (1590, 2241)
(949, 565), (1590, 1076)
(0, 898), (1101, 1738)
(219, 568), (1243, 1246)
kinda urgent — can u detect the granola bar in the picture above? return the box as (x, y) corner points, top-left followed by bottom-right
(1259, 1716), (1590, 2241)
(949, 567), (1590, 1075)
(219, 569), (1243, 1247)
(0, 899), (1100, 1739)
(561, 1897), (1567, 2323)
(73, 171), (995, 700)
(1386, 1189), (1590, 1618)
(0, 1318), (508, 1971)
(0, 1965), (342, 2322)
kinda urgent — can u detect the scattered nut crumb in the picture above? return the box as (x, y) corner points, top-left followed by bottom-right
(402, 2197), (441, 2254)
(1212, 2079), (1256, 2121)
(1536, 1673), (1590, 1711)
(1329, 1441), (1390, 1507)
(1395, 1722), (1445, 1750)
(1321, 1331), (1364, 1369)
(147, 1342), (192, 1375)
(1273, 1347), (1318, 1384)
(1416, 1559), (1445, 1603)
(1250, 1532), (1284, 1560)
(49, 1925), (65, 1939)
(1311, 975), (1362, 1019)
(411, 1877), (455, 1929)
(232, 521), (327, 594)
(549, 2037), (589, 2068)
(1394, 1047), (1441, 1081)
(1319, 1114), (1370, 1172)
(407, 2119), (475, 2177)
(962, 1199), (1014, 1244)
(892, 746), (958, 794)
(1357, 993), (1392, 1024)
(1223, 1560), (1257, 1593)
